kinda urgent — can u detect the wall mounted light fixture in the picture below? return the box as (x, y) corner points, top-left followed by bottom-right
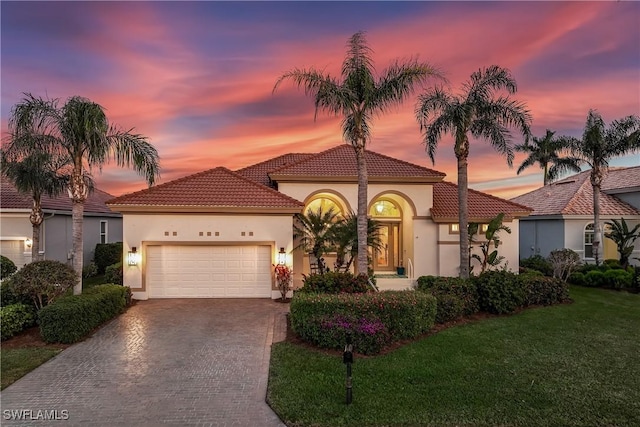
(278, 247), (286, 265)
(24, 238), (33, 249)
(127, 247), (141, 266)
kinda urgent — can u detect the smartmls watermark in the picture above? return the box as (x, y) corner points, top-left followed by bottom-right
(3, 409), (69, 421)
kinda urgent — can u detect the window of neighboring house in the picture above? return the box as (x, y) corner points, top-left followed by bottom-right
(100, 221), (108, 244)
(584, 223), (594, 259)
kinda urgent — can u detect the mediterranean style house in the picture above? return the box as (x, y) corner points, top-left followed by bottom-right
(512, 166), (640, 264)
(107, 144), (531, 299)
(0, 176), (123, 268)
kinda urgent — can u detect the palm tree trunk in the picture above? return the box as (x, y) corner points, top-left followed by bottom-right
(458, 154), (470, 279)
(543, 163), (549, 186)
(70, 163), (88, 294)
(591, 171), (603, 265)
(355, 144), (369, 275)
(29, 199), (44, 261)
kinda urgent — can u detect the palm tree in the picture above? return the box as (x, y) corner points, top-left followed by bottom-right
(293, 207), (340, 273)
(416, 65), (531, 278)
(605, 218), (640, 268)
(2, 95), (69, 261)
(330, 212), (383, 272)
(515, 129), (581, 185)
(274, 31), (443, 275)
(570, 110), (640, 265)
(8, 94), (160, 294)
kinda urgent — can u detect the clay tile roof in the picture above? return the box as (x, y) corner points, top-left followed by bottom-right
(431, 181), (532, 222)
(106, 166), (304, 211)
(1, 175), (118, 215)
(268, 144), (445, 182)
(236, 153), (315, 187)
(602, 166), (640, 193)
(511, 168), (640, 216)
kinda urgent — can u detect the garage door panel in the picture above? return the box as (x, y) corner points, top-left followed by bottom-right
(146, 245), (272, 298)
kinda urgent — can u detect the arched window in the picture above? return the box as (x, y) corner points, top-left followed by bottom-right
(584, 223), (594, 259)
(305, 196), (343, 217)
(370, 199), (401, 218)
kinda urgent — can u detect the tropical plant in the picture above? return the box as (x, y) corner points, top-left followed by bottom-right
(515, 129), (582, 185)
(470, 213), (512, 274)
(416, 65), (531, 278)
(568, 110), (640, 265)
(274, 264), (293, 300)
(548, 248), (581, 282)
(7, 94), (160, 294)
(6, 260), (78, 310)
(605, 217), (640, 268)
(2, 95), (70, 260)
(274, 31), (443, 275)
(293, 207), (340, 273)
(330, 213), (383, 272)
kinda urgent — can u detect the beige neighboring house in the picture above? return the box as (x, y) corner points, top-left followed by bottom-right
(0, 176), (123, 268)
(512, 166), (640, 264)
(107, 145), (531, 300)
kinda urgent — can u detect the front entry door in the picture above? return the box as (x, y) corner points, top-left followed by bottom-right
(373, 223), (400, 271)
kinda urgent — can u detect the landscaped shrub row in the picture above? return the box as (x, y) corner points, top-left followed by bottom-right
(298, 271), (373, 294)
(290, 291), (436, 355)
(38, 284), (129, 344)
(569, 269), (635, 290)
(0, 303), (37, 340)
(417, 271), (569, 322)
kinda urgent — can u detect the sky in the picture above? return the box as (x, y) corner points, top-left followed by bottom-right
(1, 1), (639, 200)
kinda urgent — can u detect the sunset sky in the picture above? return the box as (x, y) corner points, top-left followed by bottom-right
(2, 1), (639, 200)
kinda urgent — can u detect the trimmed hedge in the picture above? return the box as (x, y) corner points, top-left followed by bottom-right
(1, 303), (36, 340)
(569, 268), (634, 290)
(290, 291), (436, 354)
(104, 262), (123, 285)
(519, 275), (570, 306)
(1, 255), (17, 280)
(474, 271), (525, 314)
(38, 284), (129, 344)
(519, 255), (553, 277)
(416, 276), (479, 323)
(298, 272), (372, 294)
(94, 243), (122, 274)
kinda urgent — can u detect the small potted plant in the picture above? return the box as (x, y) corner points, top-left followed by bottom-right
(396, 259), (405, 276)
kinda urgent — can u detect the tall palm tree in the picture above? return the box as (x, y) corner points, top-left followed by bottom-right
(569, 110), (640, 265)
(416, 65), (531, 278)
(330, 212), (383, 271)
(293, 207), (340, 273)
(515, 129), (581, 185)
(8, 94), (160, 294)
(274, 31), (443, 275)
(2, 95), (69, 261)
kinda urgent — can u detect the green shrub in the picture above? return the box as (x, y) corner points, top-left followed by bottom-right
(473, 270), (525, 314)
(104, 262), (123, 285)
(603, 269), (633, 289)
(568, 272), (586, 286)
(1, 303), (36, 340)
(416, 276), (479, 323)
(290, 291), (436, 353)
(83, 261), (98, 278)
(299, 271), (372, 294)
(0, 280), (33, 308)
(518, 268), (545, 278)
(603, 259), (623, 269)
(519, 275), (570, 306)
(1, 255), (18, 280)
(306, 313), (391, 355)
(519, 255), (553, 276)
(584, 270), (607, 287)
(548, 248), (581, 281)
(94, 243), (123, 274)
(38, 284), (129, 344)
(6, 260), (77, 310)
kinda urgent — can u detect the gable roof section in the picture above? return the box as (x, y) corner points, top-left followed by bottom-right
(511, 168), (640, 217)
(268, 144), (446, 183)
(106, 166), (303, 213)
(602, 166), (640, 194)
(236, 153), (314, 187)
(431, 181), (532, 222)
(1, 175), (118, 215)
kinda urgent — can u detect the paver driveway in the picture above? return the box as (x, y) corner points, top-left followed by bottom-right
(1, 299), (288, 426)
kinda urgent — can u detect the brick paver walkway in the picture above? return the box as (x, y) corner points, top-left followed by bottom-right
(1, 299), (289, 426)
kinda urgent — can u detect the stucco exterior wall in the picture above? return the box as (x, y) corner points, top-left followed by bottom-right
(121, 213), (294, 299)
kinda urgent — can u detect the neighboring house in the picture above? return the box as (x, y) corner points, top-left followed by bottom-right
(511, 166), (640, 264)
(0, 176), (123, 268)
(107, 144), (531, 300)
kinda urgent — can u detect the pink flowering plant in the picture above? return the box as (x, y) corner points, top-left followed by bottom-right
(318, 314), (391, 355)
(274, 264), (293, 300)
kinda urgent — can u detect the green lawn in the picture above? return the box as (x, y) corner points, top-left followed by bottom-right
(1, 347), (61, 390)
(267, 287), (640, 427)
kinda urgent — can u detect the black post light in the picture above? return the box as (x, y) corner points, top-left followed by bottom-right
(343, 333), (354, 404)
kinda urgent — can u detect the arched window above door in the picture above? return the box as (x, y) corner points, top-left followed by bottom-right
(370, 199), (401, 218)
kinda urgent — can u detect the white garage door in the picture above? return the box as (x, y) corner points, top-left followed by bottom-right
(0, 240), (25, 268)
(146, 245), (272, 298)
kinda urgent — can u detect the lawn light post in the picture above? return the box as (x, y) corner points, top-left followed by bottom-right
(343, 334), (354, 404)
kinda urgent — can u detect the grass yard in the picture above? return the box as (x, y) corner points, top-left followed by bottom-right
(267, 286), (640, 427)
(1, 347), (61, 390)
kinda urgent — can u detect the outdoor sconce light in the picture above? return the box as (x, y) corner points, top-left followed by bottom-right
(24, 238), (33, 249)
(375, 201), (384, 214)
(127, 247), (141, 266)
(278, 247), (286, 265)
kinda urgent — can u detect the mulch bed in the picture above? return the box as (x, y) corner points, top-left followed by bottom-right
(1, 326), (69, 350)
